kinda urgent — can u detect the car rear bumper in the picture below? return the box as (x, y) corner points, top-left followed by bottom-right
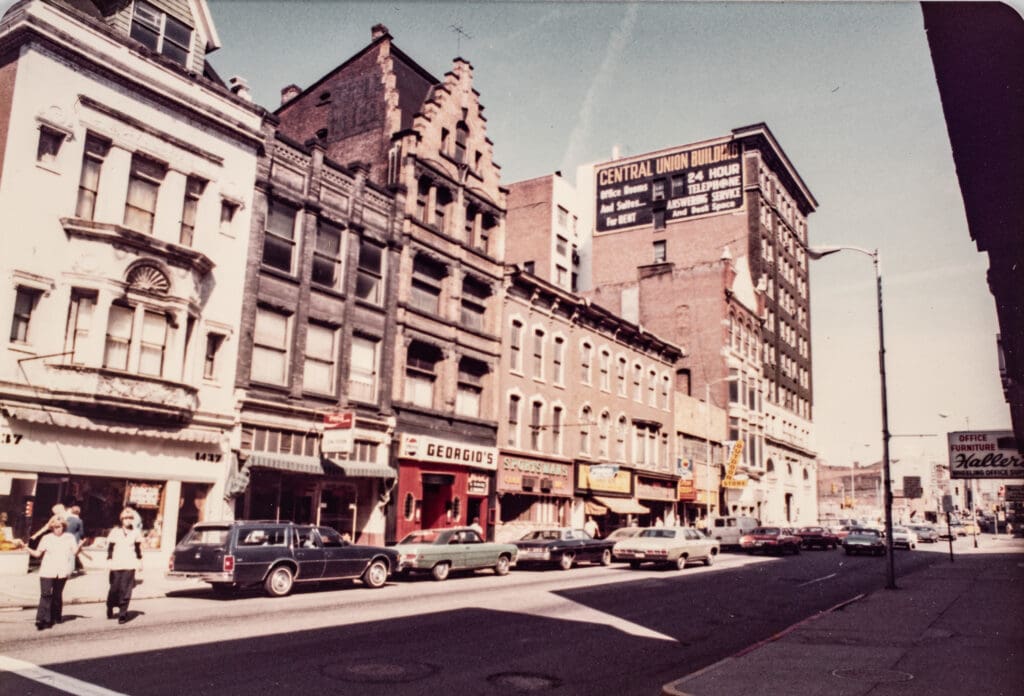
(167, 571), (234, 583)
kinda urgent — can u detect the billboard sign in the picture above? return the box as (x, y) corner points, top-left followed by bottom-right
(947, 430), (1023, 479)
(595, 141), (743, 232)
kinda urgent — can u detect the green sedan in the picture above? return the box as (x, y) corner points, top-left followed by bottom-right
(392, 527), (518, 581)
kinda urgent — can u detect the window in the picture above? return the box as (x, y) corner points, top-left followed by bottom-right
(349, 335), (379, 403)
(552, 406), (563, 455)
(617, 357), (627, 395)
(454, 121), (468, 164)
(219, 199), (239, 235)
(552, 336), (565, 384)
(410, 256), (444, 314)
(355, 238), (384, 305)
(598, 411), (610, 458)
(616, 416), (628, 461)
(556, 207), (568, 227)
(251, 307), (290, 385)
(303, 322), (337, 394)
(103, 303), (134, 371)
(477, 214), (496, 254)
(138, 310), (167, 376)
(405, 342), (439, 408)
(461, 276), (488, 331)
(36, 127), (64, 164)
(580, 342), (592, 384)
(556, 235), (568, 256)
(76, 135), (109, 220)
(509, 320), (523, 372)
(464, 204), (478, 246)
(653, 209), (666, 230)
(9, 287), (41, 343)
(671, 174), (686, 197)
(124, 155), (166, 234)
(653, 240), (667, 263)
(64, 291), (95, 364)
(648, 369), (657, 406)
(662, 375), (671, 409)
(556, 266), (568, 286)
(263, 201), (298, 273)
(456, 358), (486, 418)
(599, 350), (611, 391)
(532, 329), (545, 379)
(434, 187), (452, 233)
(416, 177), (430, 224)
(203, 333), (224, 380)
(652, 179), (666, 201)
(179, 176), (206, 246)
(579, 406), (592, 455)
(530, 401), (543, 450)
(304, 219), (342, 289)
(633, 363), (643, 400)
(507, 394), (521, 447)
(130, 0), (193, 67)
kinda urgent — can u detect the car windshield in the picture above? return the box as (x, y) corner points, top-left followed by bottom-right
(181, 527), (230, 545)
(398, 530), (443, 544)
(639, 529), (677, 539)
(752, 527), (780, 535)
(799, 527), (823, 534)
(851, 528), (880, 537)
(520, 530), (562, 541)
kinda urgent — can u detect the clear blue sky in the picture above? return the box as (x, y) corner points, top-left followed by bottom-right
(210, 2), (1012, 465)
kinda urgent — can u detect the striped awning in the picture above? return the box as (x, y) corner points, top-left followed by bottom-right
(592, 496), (651, 515)
(244, 452), (395, 478)
(324, 459), (397, 479)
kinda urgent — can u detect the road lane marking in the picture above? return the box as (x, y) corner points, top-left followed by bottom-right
(798, 572), (837, 587)
(0, 655), (128, 696)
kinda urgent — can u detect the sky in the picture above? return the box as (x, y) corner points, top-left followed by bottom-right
(201, 1), (1010, 468)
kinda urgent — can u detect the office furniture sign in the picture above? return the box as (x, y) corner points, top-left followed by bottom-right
(947, 430), (1023, 479)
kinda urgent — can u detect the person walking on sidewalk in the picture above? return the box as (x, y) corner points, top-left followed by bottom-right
(106, 508), (143, 624)
(65, 505), (85, 574)
(26, 518), (81, 630)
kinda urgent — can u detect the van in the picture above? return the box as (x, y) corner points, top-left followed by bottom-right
(711, 516), (759, 547)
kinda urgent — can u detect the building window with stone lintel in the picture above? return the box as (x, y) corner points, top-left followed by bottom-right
(75, 135), (109, 220)
(349, 335), (379, 403)
(263, 200), (299, 274)
(251, 306), (291, 386)
(405, 341), (440, 409)
(124, 155), (166, 234)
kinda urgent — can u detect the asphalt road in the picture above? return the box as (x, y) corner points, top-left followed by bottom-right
(0, 545), (940, 695)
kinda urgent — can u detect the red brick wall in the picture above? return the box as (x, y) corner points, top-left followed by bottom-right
(0, 49), (21, 190)
(506, 176), (554, 275)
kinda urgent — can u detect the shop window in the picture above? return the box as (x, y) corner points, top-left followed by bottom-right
(456, 357), (486, 418)
(349, 335), (379, 403)
(312, 219), (344, 289)
(130, 0), (193, 67)
(251, 306), (290, 385)
(179, 176), (206, 247)
(303, 322), (337, 394)
(410, 255), (445, 314)
(9, 287), (41, 343)
(75, 135), (109, 220)
(405, 341), (440, 408)
(263, 200), (299, 274)
(355, 238), (384, 305)
(124, 155), (166, 234)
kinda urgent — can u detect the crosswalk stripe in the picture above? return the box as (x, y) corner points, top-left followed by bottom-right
(0, 655), (130, 696)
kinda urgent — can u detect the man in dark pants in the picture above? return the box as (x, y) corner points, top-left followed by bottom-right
(65, 505), (84, 574)
(106, 508), (142, 623)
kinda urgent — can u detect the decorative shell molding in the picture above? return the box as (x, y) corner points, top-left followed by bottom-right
(126, 264), (170, 295)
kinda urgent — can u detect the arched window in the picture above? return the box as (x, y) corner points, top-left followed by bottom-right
(579, 405), (592, 455)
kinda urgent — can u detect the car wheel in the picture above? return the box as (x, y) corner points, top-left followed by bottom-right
(264, 565), (295, 597)
(675, 555), (688, 571)
(362, 559), (388, 589)
(704, 550), (716, 567)
(431, 562), (451, 581)
(600, 548), (612, 566)
(558, 552), (575, 571)
(210, 583), (235, 596)
(494, 554), (511, 576)
(629, 561), (642, 570)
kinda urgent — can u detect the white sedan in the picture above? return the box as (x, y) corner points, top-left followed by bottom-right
(891, 526), (918, 550)
(613, 527), (720, 570)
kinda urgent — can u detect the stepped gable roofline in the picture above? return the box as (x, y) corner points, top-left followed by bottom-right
(273, 26), (441, 118)
(731, 122), (818, 214)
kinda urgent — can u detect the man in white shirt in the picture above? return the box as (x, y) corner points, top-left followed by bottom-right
(27, 518), (81, 630)
(106, 508), (143, 624)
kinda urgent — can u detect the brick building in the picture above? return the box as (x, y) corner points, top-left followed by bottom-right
(577, 123), (819, 525)
(505, 173), (583, 292)
(273, 25), (507, 542)
(231, 128), (402, 546)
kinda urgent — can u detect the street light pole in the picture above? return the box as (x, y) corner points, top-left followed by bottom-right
(705, 375), (739, 538)
(807, 245), (896, 590)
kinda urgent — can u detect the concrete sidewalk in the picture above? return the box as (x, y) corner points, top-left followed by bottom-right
(664, 534), (1024, 696)
(0, 552), (205, 610)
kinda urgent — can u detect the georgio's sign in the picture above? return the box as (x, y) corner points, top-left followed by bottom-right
(947, 430), (1023, 479)
(595, 141), (743, 232)
(399, 433), (497, 471)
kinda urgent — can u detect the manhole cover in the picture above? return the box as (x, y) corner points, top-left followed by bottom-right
(322, 661), (440, 683)
(833, 667), (914, 683)
(488, 672), (563, 691)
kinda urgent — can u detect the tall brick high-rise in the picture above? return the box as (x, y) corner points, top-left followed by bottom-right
(275, 25), (507, 542)
(578, 123), (819, 525)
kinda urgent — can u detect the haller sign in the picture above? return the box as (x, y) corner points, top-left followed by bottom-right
(947, 430), (1023, 479)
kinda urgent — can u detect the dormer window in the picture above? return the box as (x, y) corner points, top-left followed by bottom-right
(131, 1), (193, 68)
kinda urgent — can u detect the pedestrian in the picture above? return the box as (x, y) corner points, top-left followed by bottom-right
(469, 516), (483, 535)
(106, 507), (143, 624)
(584, 516), (600, 538)
(26, 518), (81, 630)
(30, 504), (66, 545)
(0, 511), (25, 550)
(65, 505), (85, 574)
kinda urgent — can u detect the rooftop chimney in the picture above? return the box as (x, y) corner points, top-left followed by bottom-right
(371, 24), (390, 41)
(228, 76), (252, 102)
(280, 84), (301, 106)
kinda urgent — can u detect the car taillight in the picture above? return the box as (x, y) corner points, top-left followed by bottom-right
(168, 555), (174, 572)
(223, 555), (235, 572)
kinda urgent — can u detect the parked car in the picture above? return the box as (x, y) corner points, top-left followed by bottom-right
(391, 527), (517, 581)
(834, 525), (858, 541)
(604, 526), (643, 542)
(167, 521), (400, 597)
(710, 515), (759, 547)
(514, 527), (615, 570)
(794, 526), (839, 550)
(613, 527), (719, 570)
(907, 524), (940, 543)
(739, 527), (802, 555)
(891, 526), (918, 549)
(842, 527), (886, 556)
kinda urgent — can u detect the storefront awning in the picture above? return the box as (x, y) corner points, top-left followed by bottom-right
(324, 459), (397, 478)
(592, 495), (650, 515)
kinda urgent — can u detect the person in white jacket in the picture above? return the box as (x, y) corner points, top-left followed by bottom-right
(106, 508), (143, 624)
(27, 518), (81, 630)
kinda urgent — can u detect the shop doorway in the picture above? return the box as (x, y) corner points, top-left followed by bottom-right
(320, 484), (357, 538)
(421, 473), (454, 528)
